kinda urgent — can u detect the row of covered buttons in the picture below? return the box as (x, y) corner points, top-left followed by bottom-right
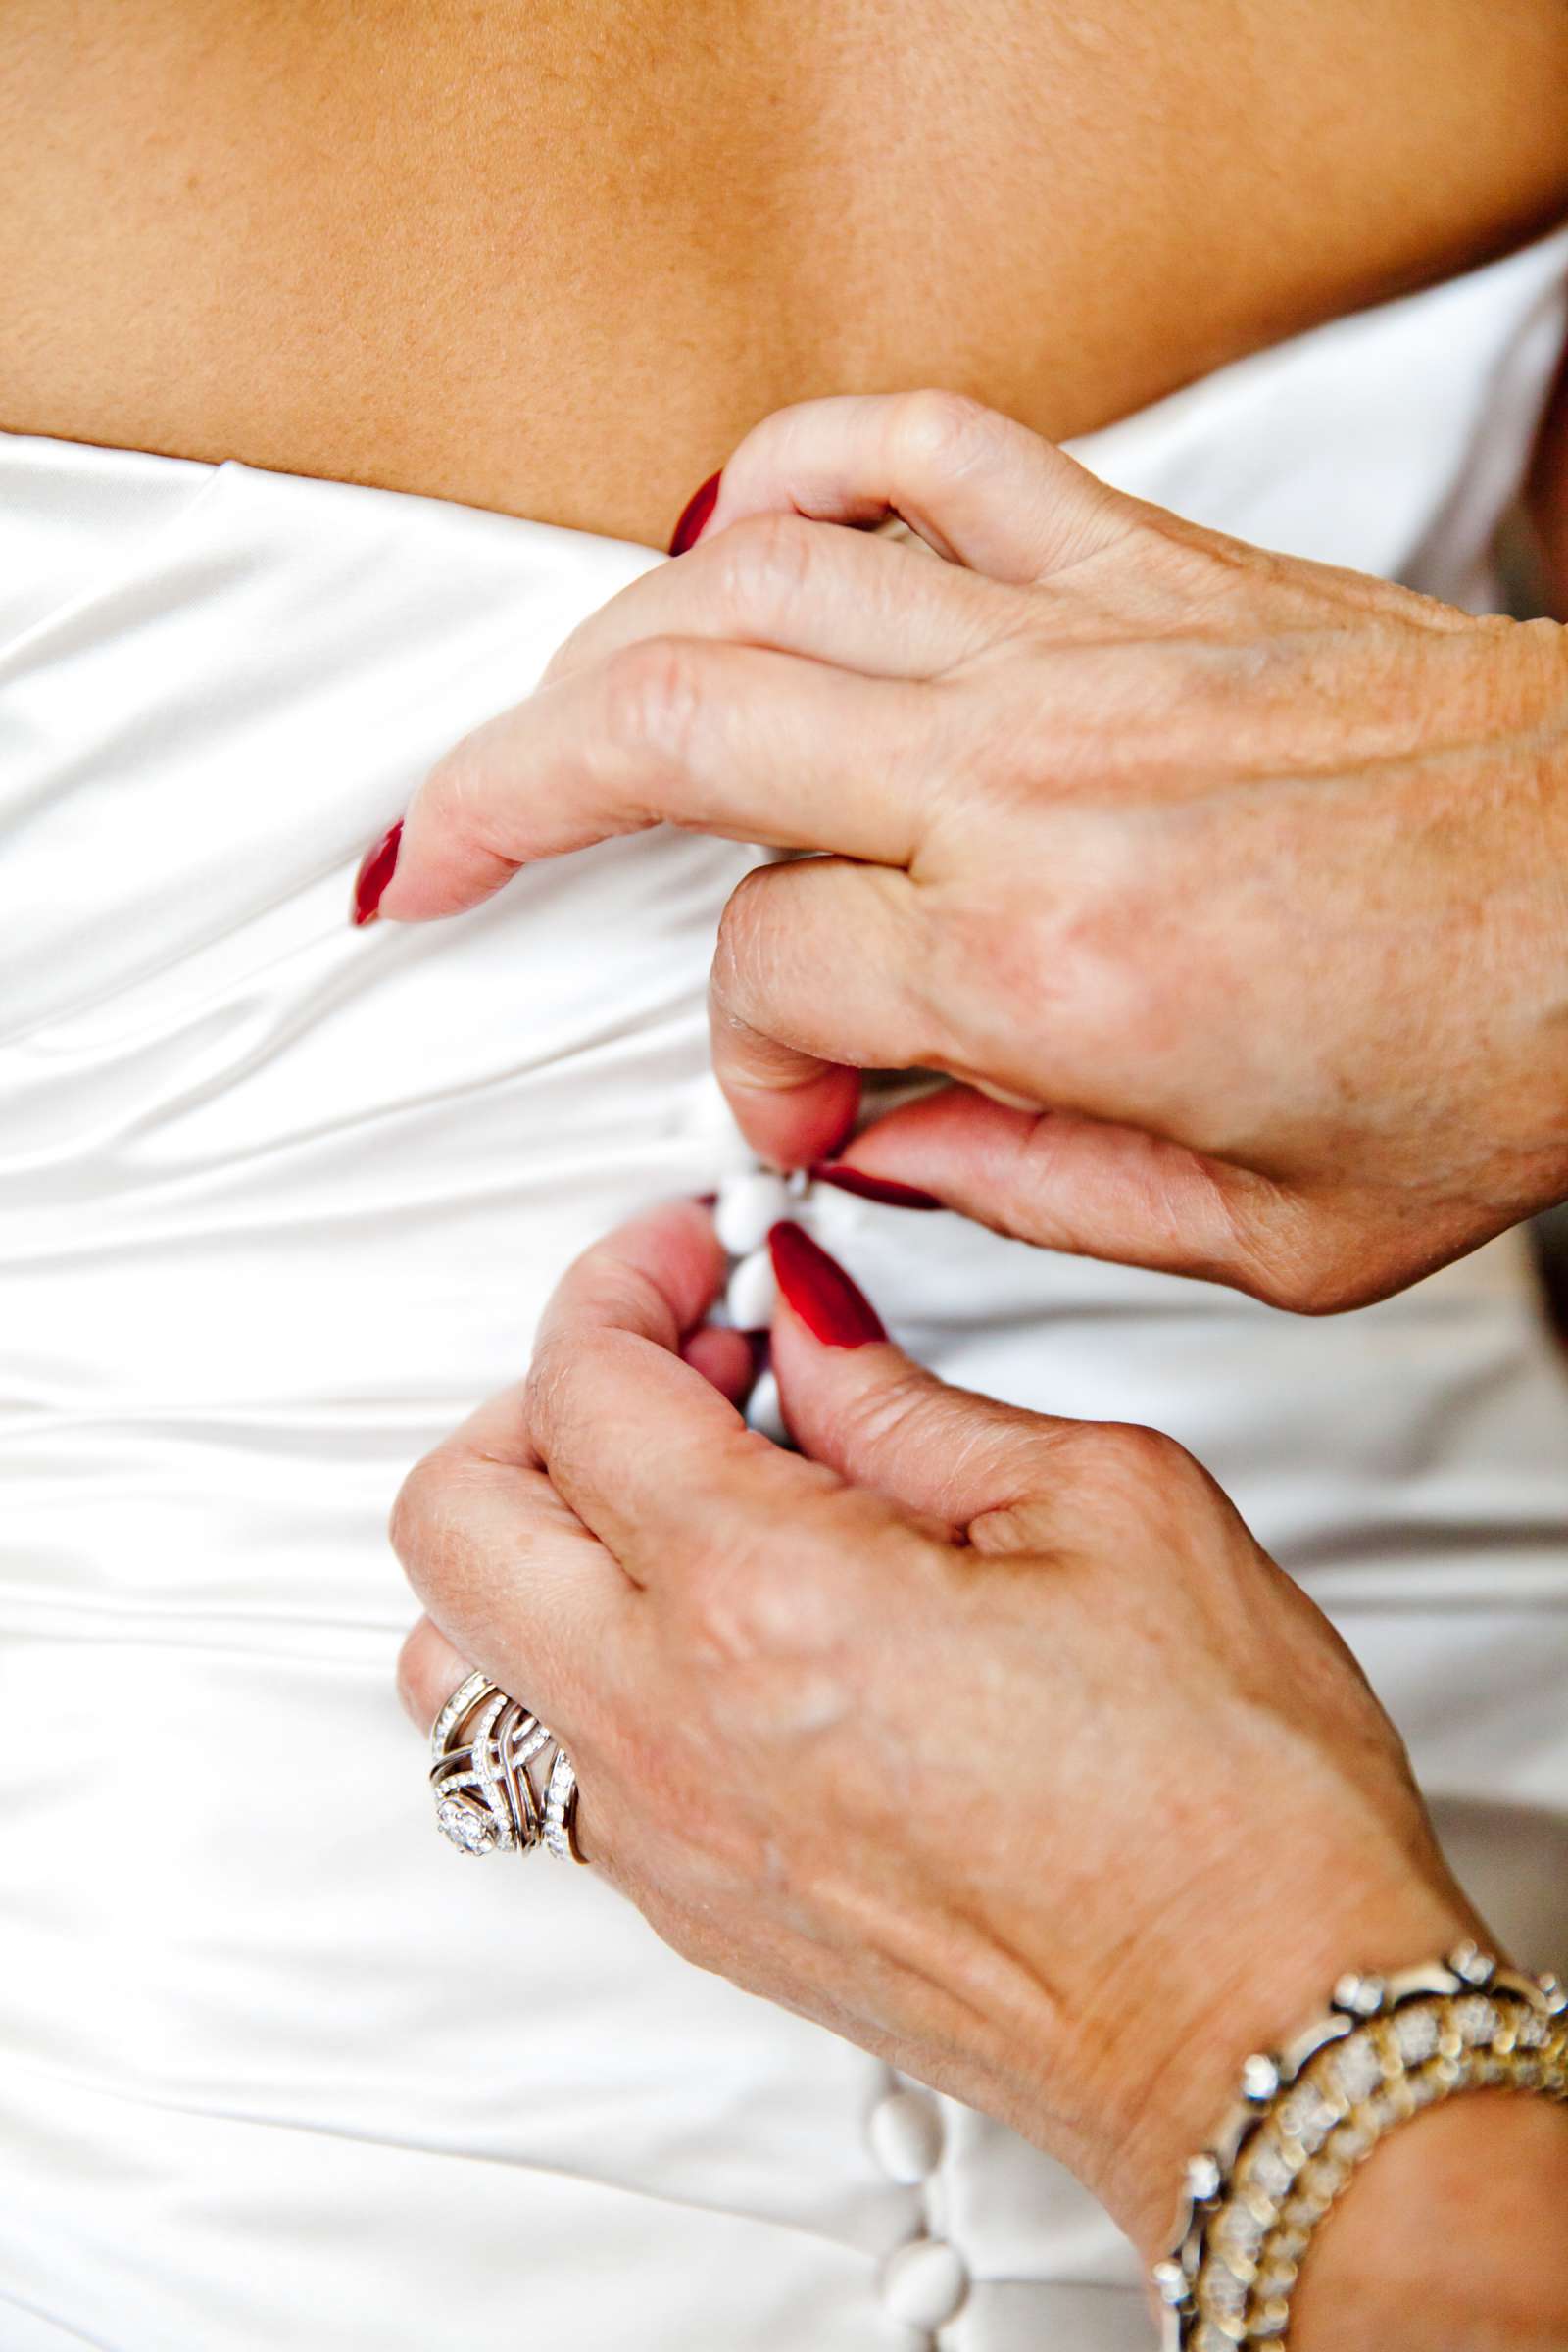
(868, 2087), (969, 2331)
(714, 1165), (969, 2333)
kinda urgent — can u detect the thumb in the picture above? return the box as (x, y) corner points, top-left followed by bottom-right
(689, 391), (1136, 586)
(765, 1221), (1068, 1527)
(815, 1085), (1284, 1300)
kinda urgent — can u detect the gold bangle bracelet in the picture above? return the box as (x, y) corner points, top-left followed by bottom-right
(1153, 1942), (1568, 2349)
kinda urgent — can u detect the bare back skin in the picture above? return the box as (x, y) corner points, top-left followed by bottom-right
(3, 0), (1568, 548)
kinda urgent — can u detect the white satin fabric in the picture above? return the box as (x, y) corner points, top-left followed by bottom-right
(4, 225), (1568, 2352)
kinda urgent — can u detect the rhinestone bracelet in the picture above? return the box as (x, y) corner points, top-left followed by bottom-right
(1154, 1941), (1568, 2348)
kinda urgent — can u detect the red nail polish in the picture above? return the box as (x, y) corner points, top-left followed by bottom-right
(352, 819), (403, 927)
(811, 1163), (943, 1212)
(767, 1221), (887, 1348)
(668, 469), (721, 556)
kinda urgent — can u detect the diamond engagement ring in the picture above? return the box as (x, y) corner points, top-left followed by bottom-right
(428, 1669), (582, 1860)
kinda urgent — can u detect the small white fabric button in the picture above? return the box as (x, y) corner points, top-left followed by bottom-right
(712, 1171), (791, 1258)
(867, 2088), (944, 2185)
(725, 1245), (778, 1331)
(880, 2237), (968, 2330)
(744, 1368), (788, 1446)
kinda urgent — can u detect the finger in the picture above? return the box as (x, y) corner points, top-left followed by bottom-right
(381, 641), (936, 923)
(396, 1614), (607, 1869)
(823, 1085), (1287, 1296)
(540, 512), (1006, 693)
(709, 858), (929, 1171)
(391, 1411), (633, 1740)
(536, 1196), (732, 1361)
(679, 1322), (760, 1406)
(396, 1614), (474, 1732)
(524, 1199), (833, 1575)
(763, 1221), (1072, 1529)
(696, 392), (1136, 584)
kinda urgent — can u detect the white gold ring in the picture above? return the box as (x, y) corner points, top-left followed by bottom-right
(428, 1669), (580, 1860)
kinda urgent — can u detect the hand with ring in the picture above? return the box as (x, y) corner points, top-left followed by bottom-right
(364, 391), (1568, 1315)
(388, 1200), (1568, 2344)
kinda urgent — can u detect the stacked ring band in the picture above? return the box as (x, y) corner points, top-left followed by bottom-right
(429, 1669), (580, 1860)
(542, 1748), (586, 1864)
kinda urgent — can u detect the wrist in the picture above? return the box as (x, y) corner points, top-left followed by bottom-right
(1531, 612), (1568, 923)
(1494, 612), (1568, 1212)
(1291, 2089), (1568, 2352)
(1125, 1932), (1568, 2350)
(1085, 1843), (1480, 2262)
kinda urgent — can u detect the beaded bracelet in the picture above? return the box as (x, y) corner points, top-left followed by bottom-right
(1153, 1942), (1568, 2348)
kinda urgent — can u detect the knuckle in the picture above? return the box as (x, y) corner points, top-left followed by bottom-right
(1249, 1250), (1363, 1318)
(673, 1533), (780, 1662)
(1221, 1187), (1370, 1317)
(387, 1447), (447, 1568)
(959, 681), (1061, 808)
(1053, 1416), (1188, 1509)
(1108, 1419), (1186, 1483)
(1027, 845), (1173, 1045)
(387, 1446), (493, 1602)
(598, 636), (706, 767)
(710, 510), (818, 624)
(892, 388), (1005, 486)
(669, 1478), (862, 1668)
(933, 889), (1050, 1023)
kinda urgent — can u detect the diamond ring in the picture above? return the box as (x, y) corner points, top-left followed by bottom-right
(428, 1669), (580, 1859)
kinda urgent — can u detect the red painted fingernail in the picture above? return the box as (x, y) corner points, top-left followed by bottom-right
(811, 1163), (943, 1212)
(767, 1221), (887, 1348)
(668, 469), (721, 556)
(352, 819), (403, 927)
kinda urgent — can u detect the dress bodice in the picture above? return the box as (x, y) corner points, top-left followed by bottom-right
(2, 227), (1567, 2350)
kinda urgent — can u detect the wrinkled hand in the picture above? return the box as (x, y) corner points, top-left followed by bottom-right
(392, 1201), (1478, 2260)
(372, 392), (1568, 1312)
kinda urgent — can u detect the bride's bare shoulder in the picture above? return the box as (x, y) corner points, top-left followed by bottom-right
(2, 0), (1566, 544)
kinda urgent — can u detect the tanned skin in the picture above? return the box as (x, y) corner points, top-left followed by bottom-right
(2, 0), (1567, 545)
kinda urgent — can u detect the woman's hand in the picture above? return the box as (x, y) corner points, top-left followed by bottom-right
(368, 392), (1568, 1313)
(391, 1200), (1479, 2264)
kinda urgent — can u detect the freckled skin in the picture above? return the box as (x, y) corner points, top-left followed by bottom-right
(371, 382), (1568, 1308)
(394, 1202), (1568, 2350)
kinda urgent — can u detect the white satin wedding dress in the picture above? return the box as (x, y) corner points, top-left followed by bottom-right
(4, 227), (1568, 2352)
